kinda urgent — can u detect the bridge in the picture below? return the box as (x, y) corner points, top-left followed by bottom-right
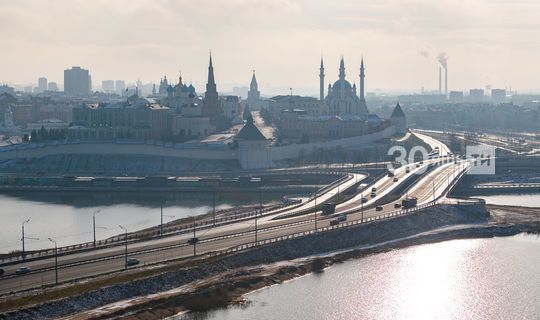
(0, 132), (474, 295)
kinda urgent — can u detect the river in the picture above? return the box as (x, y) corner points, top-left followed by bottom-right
(0, 191), (281, 253)
(478, 193), (540, 207)
(176, 233), (540, 320)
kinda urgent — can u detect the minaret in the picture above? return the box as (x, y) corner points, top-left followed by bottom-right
(359, 57), (365, 100)
(319, 57), (325, 101)
(339, 56), (346, 80)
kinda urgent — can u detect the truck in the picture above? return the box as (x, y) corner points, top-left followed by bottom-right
(402, 197), (418, 209)
(322, 203), (336, 215)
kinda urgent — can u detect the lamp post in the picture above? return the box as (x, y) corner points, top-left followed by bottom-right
(160, 206), (175, 237)
(119, 225), (128, 270)
(212, 192), (216, 226)
(21, 219), (30, 260)
(92, 209), (103, 248)
(314, 191), (318, 233)
(48, 237), (58, 285)
(361, 195), (364, 223)
(21, 219), (38, 260)
(188, 216), (198, 256)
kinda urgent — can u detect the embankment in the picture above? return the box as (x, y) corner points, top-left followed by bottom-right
(0, 201), (502, 320)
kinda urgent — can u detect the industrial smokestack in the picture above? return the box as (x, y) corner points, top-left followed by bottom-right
(438, 66), (442, 94)
(437, 52), (449, 98)
(445, 64), (448, 97)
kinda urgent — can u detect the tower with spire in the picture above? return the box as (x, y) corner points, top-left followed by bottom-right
(203, 53), (219, 116)
(319, 57), (325, 101)
(247, 70), (261, 110)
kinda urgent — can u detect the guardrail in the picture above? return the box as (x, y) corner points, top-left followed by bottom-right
(0, 199), (303, 266)
(0, 172), (355, 265)
(0, 192), (485, 295)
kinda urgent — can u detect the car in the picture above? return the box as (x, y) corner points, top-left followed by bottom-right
(361, 197), (368, 203)
(329, 219), (340, 226)
(0, 268), (4, 277)
(371, 187), (377, 192)
(415, 163), (420, 168)
(337, 214), (347, 222)
(393, 177), (399, 182)
(419, 161), (424, 165)
(370, 192), (376, 197)
(15, 267), (30, 275)
(394, 203), (402, 208)
(375, 206), (383, 211)
(127, 258), (140, 266)
(405, 167), (411, 173)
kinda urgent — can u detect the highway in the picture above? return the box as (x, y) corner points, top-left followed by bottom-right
(412, 130), (452, 156)
(0, 133), (465, 295)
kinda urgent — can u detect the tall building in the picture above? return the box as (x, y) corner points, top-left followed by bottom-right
(102, 80), (115, 93)
(48, 82), (58, 91)
(38, 77), (47, 93)
(115, 80), (126, 95)
(469, 89), (485, 102)
(491, 89), (506, 102)
(449, 91), (464, 101)
(64, 66), (91, 96)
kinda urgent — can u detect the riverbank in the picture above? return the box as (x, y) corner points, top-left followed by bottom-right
(2, 203), (539, 320)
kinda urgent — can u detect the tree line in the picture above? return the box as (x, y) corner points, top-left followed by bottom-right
(25, 126), (68, 142)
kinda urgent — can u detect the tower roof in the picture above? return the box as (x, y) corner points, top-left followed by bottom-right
(391, 102), (405, 118)
(207, 53), (215, 86)
(339, 57), (345, 79)
(250, 70), (257, 88)
(236, 113), (267, 141)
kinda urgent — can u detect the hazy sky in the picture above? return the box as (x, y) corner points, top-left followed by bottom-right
(2, 0), (540, 94)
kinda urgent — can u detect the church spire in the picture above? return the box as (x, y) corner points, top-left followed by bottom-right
(339, 56), (346, 80)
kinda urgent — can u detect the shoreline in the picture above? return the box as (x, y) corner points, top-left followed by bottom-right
(2, 203), (539, 320)
(66, 204), (540, 320)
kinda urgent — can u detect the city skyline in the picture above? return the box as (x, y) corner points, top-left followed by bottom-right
(2, 0), (540, 94)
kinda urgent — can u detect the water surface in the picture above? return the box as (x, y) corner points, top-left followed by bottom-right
(175, 234), (540, 320)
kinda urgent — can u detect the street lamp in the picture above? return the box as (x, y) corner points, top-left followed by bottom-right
(160, 206), (175, 237)
(21, 219), (29, 259)
(361, 194), (364, 223)
(92, 209), (106, 248)
(48, 237), (58, 285)
(118, 225), (128, 270)
(21, 219), (38, 260)
(187, 216), (198, 257)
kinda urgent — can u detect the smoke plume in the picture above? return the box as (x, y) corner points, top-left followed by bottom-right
(438, 52), (448, 69)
